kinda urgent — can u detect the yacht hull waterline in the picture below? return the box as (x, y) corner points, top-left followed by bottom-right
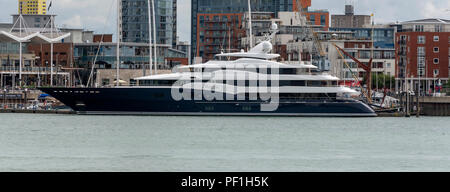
(39, 87), (377, 117)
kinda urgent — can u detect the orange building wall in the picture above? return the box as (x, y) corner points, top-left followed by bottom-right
(166, 57), (189, 65)
(93, 34), (113, 43)
(196, 13), (244, 61)
(293, 0), (312, 11)
(305, 12), (330, 31)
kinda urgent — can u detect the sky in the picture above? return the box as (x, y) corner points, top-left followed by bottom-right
(0, 0), (449, 43)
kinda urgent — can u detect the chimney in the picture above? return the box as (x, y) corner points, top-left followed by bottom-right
(345, 5), (354, 16)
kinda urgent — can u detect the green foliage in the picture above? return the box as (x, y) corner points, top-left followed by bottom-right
(362, 73), (395, 90)
(445, 78), (450, 88)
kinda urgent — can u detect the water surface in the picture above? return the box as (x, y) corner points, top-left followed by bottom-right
(1, 114), (449, 171)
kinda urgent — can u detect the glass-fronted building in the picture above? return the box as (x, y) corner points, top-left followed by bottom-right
(73, 42), (185, 70)
(191, 0), (299, 62)
(329, 27), (395, 48)
(121, 0), (176, 47)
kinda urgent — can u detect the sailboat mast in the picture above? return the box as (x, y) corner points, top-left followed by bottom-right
(50, 15), (54, 87)
(116, 0), (121, 86)
(247, 0), (253, 48)
(152, 0), (157, 74)
(148, 0), (153, 75)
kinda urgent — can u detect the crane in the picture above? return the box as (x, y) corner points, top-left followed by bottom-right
(333, 44), (373, 104)
(295, 0), (326, 58)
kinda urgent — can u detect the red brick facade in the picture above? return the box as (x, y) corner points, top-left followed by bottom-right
(395, 32), (450, 79)
(27, 43), (74, 68)
(165, 57), (189, 66)
(196, 13), (245, 62)
(93, 34), (113, 43)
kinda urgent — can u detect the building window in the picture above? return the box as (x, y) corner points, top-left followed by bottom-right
(418, 68), (425, 77)
(414, 25), (424, 32)
(320, 15), (326, 26)
(310, 15), (315, 23)
(434, 36), (439, 42)
(417, 47), (425, 56)
(433, 69), (439, 76)
(434, 47), (439, 53)
(418, 57), (425, 68)
(417, 36), (425, 44)
(434, 58), (439, 64)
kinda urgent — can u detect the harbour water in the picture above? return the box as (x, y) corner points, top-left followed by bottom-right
(1, 114), (449, 172)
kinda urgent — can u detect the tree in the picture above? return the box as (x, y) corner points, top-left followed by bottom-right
(445, 78), (450, 88)
(362, 73), (395, 90)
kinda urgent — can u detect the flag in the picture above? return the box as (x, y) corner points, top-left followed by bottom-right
(371, 13), (374, 17)
(48, 1), (52, 11)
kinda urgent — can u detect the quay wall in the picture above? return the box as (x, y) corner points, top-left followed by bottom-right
(400, 96), (450, 116)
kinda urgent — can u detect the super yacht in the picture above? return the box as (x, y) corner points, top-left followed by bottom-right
(39, 38), (376, 117)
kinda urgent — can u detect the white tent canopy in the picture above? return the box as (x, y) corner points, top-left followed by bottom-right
(0, 29), (70, 87)
(0, 30), (70, 43)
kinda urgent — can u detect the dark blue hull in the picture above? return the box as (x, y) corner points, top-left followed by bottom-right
(39, 87), (377, 117)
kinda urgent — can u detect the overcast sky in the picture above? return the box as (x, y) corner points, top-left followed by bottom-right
(0, 0), (449, 43)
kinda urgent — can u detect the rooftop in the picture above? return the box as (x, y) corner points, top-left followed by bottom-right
(402, 18), (450, 24)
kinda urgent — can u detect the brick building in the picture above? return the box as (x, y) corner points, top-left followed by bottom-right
(27, 43), (74, 69)
(395, 19), (450, 95)
(196, 13), (245, 61)
(192, 0), (329, 62)
(192, 0), (310, 62)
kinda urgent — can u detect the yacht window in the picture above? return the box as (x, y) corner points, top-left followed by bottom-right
(307, 81), (321, 87)
(293, 81), (306, 86)
(280, 81), (289, 86)
(242, 106), (252, 111)
(138, 80), (176, 86)
(279, 80), (307, 86)
(279, 93), (337, 99)
(281, 68), (296, 74)
(205, 106), (215, 111)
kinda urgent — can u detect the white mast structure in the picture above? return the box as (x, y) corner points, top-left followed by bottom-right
(147, 0), (153, 76)
(247, 0), (253, 49)
(50, 15), (55, 86)
(19, 15), (23, 88)
(116, 0), (121, 86)
(152, 0), (157, 74)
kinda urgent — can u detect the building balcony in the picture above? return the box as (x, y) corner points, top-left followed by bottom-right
(203, 26), (231, 31)
(397, 40), (407, 44)
(204, 34), (228, 38)
(0, 66), (67, 74)
(397, 51), (406, 55)
(204, 20), (232, 23)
